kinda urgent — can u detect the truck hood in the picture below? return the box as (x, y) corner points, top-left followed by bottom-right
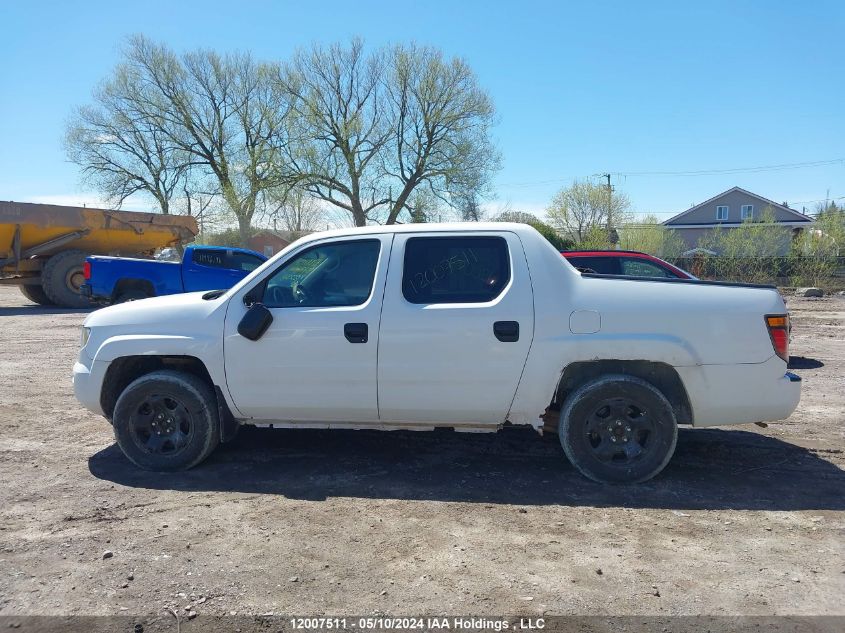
(83, 291), (223, 329)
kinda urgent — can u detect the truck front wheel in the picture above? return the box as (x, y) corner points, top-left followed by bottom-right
(112, 370), (220, 471)
(558, 375), (678, 484)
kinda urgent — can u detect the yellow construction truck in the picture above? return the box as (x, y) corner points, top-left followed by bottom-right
(0, 201), (197, 307)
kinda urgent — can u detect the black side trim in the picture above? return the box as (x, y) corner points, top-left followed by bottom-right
(580, 272), (776, 290)
(215, 385), (240, 443)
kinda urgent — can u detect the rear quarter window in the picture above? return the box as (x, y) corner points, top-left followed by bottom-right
(566, 256), (620, 275)
(192, 249), (227, 268)
(620, 257), (678, 278)
(402, 236), (510, 304)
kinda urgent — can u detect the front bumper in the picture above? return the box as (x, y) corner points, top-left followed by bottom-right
(73, 357), (106, 416)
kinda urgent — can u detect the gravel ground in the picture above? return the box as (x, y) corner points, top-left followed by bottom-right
(0, 286), (842, 620)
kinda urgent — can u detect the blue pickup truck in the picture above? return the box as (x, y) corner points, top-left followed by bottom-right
(81, 244), (267, 304)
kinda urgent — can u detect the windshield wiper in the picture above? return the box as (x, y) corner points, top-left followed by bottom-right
(202, 289), (227, 300)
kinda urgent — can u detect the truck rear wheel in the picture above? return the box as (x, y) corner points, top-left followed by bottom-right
(112, 370), (220, 471)
(19, 283), (55, 306)
(558, 375), (678, 484)
(115, 289), (151, 303)
(41, 249), (90, 308)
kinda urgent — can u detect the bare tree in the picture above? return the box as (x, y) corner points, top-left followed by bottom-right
(267, 187), (325, 234)
(617, 214), (685, 257)
(458, 193), (484, 222)
(67, 36), (497, 236)
(382, 43), (498, 224)
(404, 188), (451, 223)
(280, 40), (390, 226)
(73, 35), (293, 245)
(546, 180), (631, 244)
(65, 67), (191, 214)
(281, 40), (499, 226)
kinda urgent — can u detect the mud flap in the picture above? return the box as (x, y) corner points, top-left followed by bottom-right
(215, 385), (240, 443)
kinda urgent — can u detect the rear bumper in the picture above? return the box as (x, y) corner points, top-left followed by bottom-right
(79, 283), (112, 305)
(677, 356), (801, 427)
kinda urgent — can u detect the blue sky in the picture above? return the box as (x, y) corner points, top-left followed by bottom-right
(1, 0), (842, 220)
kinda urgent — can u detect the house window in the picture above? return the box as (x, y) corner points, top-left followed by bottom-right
(741, 204), (753, 219)
(716, 205), (729, 220)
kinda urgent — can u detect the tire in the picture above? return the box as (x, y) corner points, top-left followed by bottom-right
(41, 249), (90, 308)
(19, 284), (55, 306)
(112, 370), (220, 471)
(558, 374), (678, 484)
(115, 289), (150, 304)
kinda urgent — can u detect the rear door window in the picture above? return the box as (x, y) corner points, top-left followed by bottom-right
(402, 236), (510, 304)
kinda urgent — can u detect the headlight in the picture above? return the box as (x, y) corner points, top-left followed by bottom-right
(80, 327), (91, 348)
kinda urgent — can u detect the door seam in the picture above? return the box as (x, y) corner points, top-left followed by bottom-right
(374, 234), (395, 420)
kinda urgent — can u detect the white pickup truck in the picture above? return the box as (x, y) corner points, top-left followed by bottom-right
(73, 223), (801, 483)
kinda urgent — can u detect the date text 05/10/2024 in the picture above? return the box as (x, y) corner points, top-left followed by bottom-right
(289, 617), (547, 631)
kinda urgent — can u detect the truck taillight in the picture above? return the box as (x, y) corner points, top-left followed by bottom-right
(83, 261), (91, 280)
(765, 315), (789, 362)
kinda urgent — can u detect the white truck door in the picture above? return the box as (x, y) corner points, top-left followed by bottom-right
(223, 234), (392, 422)
(377, 231), (535, 425)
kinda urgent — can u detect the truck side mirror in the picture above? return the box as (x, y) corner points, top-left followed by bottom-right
(237, 303), (273, 341)
(243, 287), (261, 307)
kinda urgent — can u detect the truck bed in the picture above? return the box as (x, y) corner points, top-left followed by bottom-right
(84, 256), (183, 303)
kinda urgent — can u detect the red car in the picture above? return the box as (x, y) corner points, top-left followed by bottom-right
(561, 250), (694, 279)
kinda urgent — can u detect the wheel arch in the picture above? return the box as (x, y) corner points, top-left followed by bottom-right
(100, 355), (212, 419)
(547, 359), (693, 430)
(112, 278), (155, 301)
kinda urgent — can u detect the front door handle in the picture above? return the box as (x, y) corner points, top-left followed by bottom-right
(344, 322), (368, 343)
(493, 321), (519, 342)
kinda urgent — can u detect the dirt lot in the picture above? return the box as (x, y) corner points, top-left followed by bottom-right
(0, 285), (843, 621)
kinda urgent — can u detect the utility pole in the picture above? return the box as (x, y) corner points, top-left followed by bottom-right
(601, 173), (618, 248)
(601, 173), (613, 227)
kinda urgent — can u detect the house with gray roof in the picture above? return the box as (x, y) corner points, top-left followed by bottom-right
(663, 187), (814, 255)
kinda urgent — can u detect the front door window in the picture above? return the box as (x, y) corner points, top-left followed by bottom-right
(262, 240), (381, 308)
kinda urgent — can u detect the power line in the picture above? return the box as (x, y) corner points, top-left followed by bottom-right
(498, 158), (844, 188)
(788, 195), (845, 205)
(615, 158), (844, 177)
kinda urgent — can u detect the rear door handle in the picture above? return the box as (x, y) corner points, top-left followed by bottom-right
(344, 322), (368, 343)
(493, 321), (519, 342)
